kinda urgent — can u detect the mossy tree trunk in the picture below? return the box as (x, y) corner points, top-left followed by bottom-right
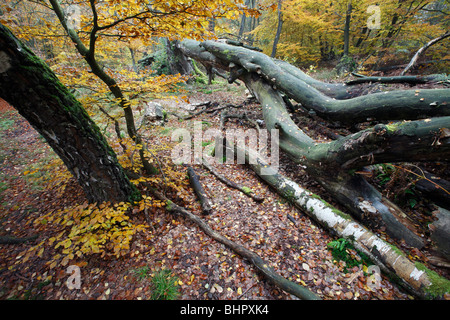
(0, 24), (138, 204)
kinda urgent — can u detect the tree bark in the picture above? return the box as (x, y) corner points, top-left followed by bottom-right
(164, 39), (194, 76)
(187, 166), (213, 215)
(271, 0), (283, 58)
(0, 24), (139, 204)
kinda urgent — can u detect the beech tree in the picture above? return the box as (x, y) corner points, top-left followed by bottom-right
(0, 24), (138, 203)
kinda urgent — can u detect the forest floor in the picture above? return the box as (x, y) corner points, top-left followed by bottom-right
(0, 79), (447, 300)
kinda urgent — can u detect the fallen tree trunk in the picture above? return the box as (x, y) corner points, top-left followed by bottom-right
(244, 72), (427, 249)
(346, 74), (448, 86)
(187, 166), (213, 215)
(186, 40), (450, 125)
(231, 141), (450, 299)
(201, 156), (264, 202)
(413, 168), (450, 211)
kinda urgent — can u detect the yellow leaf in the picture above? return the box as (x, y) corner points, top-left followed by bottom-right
(61, 255), (70, 266)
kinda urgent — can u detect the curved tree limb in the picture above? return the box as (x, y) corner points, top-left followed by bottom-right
(181, 40), (450, 124)
(401, 31), (450, 76)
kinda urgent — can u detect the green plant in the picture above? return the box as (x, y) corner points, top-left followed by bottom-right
(376, 163), (396, 185)
(132, 265), (151, 280)
(150, 269), (180, 300)
(327, 238), (372, 273)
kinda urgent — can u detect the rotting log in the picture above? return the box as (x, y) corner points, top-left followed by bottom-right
(0, 235), (38, 245)
(201, 156), (264, 202)
(230, 141), (450, 299)
(187, 166), (213, 215)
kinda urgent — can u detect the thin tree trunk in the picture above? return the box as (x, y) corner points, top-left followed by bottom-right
(0, 24), (138, 204)
(271, 0), (283, 58)
(343, 1), (352, 57)
(48, 0), (157, 175)
(401, 31), (450, 75)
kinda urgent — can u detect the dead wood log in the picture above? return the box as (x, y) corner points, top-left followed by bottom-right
(0, 235), (38, 244)
(187, 166), (213, 215)
(429, 206), (450, 261)
(153, 189), (320, 300)
(346, 74), (448, 86)
(412, 168), (450, 211)
(231, 141), (450, 299)
(220, 110), (261, 132)
(201, 156), (264, 202)
(171, 103), (243, 121)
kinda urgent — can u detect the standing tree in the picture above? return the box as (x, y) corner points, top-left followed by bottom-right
(0, 23), (138, 204)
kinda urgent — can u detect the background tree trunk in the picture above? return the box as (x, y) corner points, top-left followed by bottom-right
(343, 1), (352, 57)
(0, 24), (138, 204)
(271, 0), (283, 58)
